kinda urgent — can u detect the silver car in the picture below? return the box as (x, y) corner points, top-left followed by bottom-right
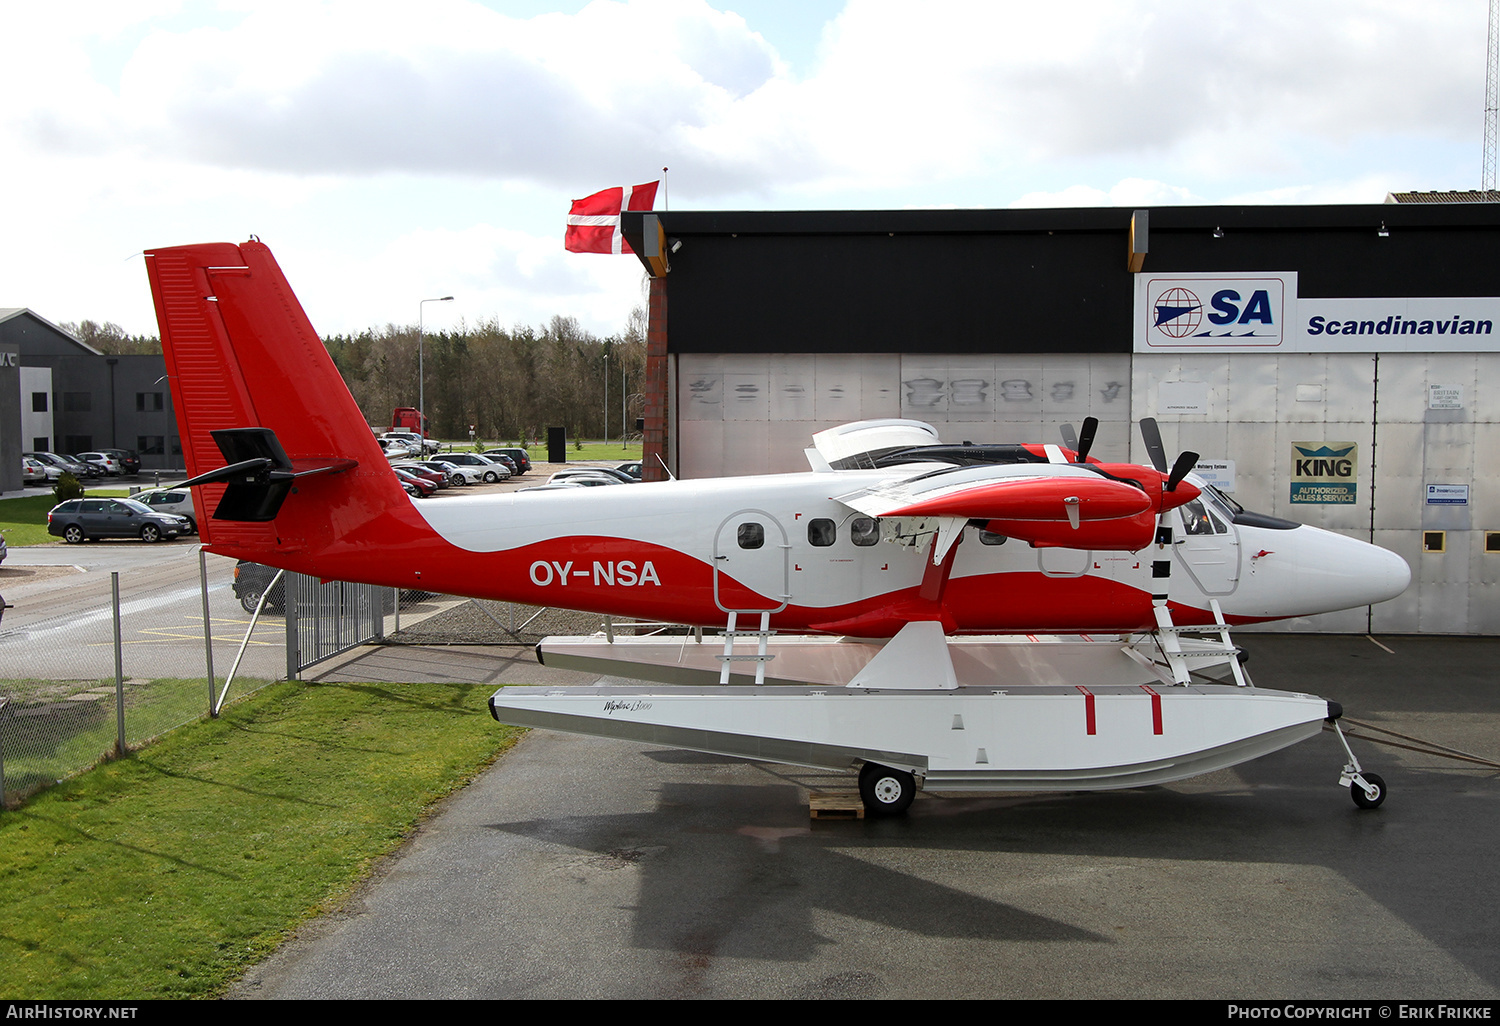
(132, 487), (199, 534)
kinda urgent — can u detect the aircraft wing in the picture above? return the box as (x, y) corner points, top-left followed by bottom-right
(835, 463), (1159, 552)
(810, 419), (942, 469)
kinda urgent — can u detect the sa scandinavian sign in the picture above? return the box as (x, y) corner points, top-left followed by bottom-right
(1290, 442), (1358, 504)
(1135, 272), (1500, 354)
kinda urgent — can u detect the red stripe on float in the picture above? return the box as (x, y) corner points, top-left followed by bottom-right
(1075, 685), (1096, 735)
(1140, 685), (1163, 734)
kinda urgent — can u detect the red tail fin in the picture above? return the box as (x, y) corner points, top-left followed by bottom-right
(144, 241), (405, 559)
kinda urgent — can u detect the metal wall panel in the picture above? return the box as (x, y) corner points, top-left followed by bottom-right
(1368, 353), (1500, 634)
(677, 348), (1492, 633)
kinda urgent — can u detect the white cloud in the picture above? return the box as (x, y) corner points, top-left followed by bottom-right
(1, 0), (1488, 335)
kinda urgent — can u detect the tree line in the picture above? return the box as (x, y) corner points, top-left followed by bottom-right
(64, 312), (648, 444)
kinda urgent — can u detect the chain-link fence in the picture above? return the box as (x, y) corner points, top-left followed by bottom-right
(0, 545), (655, 807)
(0, 553), (390, 808)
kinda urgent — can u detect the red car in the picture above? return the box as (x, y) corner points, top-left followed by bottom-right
(393, 467), (437, 497)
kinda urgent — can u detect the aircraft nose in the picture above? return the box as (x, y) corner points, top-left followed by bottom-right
(1289, 526), (1411, 609)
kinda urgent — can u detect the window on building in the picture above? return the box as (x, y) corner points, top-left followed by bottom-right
(31, 392), (47, 412)
(136, 392), (164, 412)
(137, 436), (165, 456)
(62, 392), (91, 412)
(33, 437), (49, 452)
(64, 436), (92, 453)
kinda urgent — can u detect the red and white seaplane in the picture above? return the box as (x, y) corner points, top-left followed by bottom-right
(144, 239), (1410, 815)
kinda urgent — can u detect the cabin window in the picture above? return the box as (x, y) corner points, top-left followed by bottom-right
(979, 530), (1008, 546)
(807, 518), (836, 546)
(737, 522), (764, 549)
(850, 517), (879, 546)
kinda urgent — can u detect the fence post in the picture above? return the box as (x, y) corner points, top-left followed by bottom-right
(285, 574), (299, 681)
(0, 697), (8, 810)
(200, 550), (217, 716)
(112, 572), (125, 757)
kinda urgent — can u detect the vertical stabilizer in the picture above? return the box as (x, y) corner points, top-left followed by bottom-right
(144, 241), (405, 558)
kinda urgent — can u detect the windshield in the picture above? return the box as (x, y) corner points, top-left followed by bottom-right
(1202, 483), (1242, 516)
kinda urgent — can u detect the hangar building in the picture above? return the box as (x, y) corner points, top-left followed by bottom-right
(621, 200), (1500, 635)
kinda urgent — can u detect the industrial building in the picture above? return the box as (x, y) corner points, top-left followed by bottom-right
(0, 309), (177, 492)
(622, 200), (1500, 634)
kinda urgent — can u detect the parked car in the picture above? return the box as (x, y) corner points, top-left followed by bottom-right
(132, 487), (198, 533)
(435, 452), (511, 483)
(393, 467), (437, 497)
(27, 452), (93, 480)
(545, 469), (625, 487)
(22, 457), (55, 485)
(616, 461), (643, 480)
(483, 452), (518, 475)
(76, 451), (123, 476)
(483, 448), (532, 475)
(413, 459), (485, 486)
(391, 463), (448, 490)
(46, 498), (189, 543)
(64, 455), (104, 479)
(233, 560), (284, 613)
(548, 466), (635, 485)
(382, 431), (440, 456)
(99, 448), (141, 475)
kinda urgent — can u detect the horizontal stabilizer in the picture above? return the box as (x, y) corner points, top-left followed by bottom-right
(187, 428), (357, 523)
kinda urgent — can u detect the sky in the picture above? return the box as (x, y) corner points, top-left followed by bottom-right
(1, 0), (1491, 341)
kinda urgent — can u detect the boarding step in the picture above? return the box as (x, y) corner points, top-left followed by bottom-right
(1127, 597), (1250, 688)
(717, 610), (778, 685)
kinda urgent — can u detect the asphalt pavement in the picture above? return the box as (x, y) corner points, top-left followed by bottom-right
(225, 632), (1500, 1000)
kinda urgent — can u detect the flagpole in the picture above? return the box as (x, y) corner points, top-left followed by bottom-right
(662, 167), (669, 210)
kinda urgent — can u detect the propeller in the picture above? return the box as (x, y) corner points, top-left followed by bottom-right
(1074, 417), (1098, 463)
(1139, 418), (1200, 493)
(1166, 450), (1199, 492)
(1138, 417), (1169, 473)
(1059, 417), (1098, 462)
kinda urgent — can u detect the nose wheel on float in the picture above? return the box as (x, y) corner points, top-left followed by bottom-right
(1328, 712), (1387, 809)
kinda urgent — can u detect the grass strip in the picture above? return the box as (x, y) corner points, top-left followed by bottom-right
(0, 680), (524, 999)
(0, 490), (134, 547)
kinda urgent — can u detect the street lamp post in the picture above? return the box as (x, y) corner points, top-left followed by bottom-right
(419, 295), (454, 437)
(603, 350), (609, 445)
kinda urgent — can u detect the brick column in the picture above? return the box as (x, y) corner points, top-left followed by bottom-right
(642, 276), (669, 481)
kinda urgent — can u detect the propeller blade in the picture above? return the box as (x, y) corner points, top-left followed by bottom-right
(1167, 450), (1200, 492)
(1059, 423), (1078, 450)
(1139, 417), (1169, 473)
(1075, 416), (1099, 463)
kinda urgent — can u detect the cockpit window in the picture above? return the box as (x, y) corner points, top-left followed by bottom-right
(1181, 499), (1228, 536)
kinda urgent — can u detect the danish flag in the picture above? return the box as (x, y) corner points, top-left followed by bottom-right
(565, 181), (660, 254)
